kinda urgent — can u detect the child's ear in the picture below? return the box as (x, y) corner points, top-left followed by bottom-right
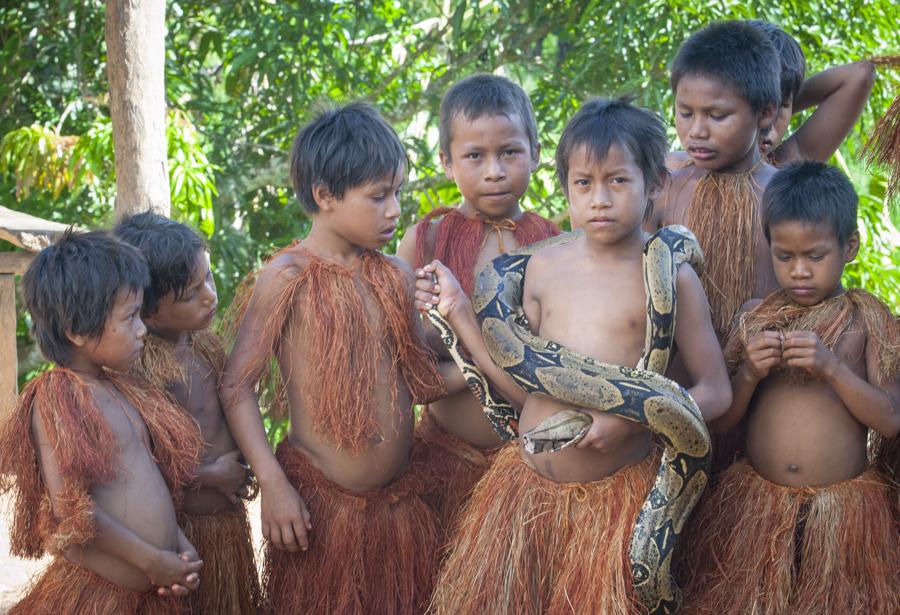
(844, 231), (861, 262)
(531, 143), (542, 171)
(757, 103), (776, 132)
(439, 150), (454, 181)
(647, 170), (669, 202)
(65, 331), (88, 347)
(312, 183), (335, 212)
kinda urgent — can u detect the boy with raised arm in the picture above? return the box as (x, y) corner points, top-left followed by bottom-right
(748, 20), (875, 166)
(0, 231), (204, 614)
(116, 212), (262, 615)
(396, 74), (558, 542)
(681, 161), (899, 614)
(418, 98), (731, 614)
(221, 103), (516, 614)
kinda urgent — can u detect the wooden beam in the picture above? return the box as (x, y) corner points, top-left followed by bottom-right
(0, 252), (34, 275)
(0, 205), (70, 252)
(0, 274), (16, 415)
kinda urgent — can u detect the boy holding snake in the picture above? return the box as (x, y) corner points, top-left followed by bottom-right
(416, 98), (731, 614)
(680, 161), (900, 615)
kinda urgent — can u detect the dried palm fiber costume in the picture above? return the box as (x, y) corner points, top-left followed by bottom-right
(0, 368), (203, 615)
(230, 245), (446, 615)
(134, 331), (263, 615)
(679, 289), (900, 615)
(425, 226), (712, 614)
(412, 205), (560, 539)
(862, 56), (900, 203)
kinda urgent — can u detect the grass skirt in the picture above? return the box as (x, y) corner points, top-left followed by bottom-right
(679, 459), (899, 615)
(263, 440), (439, 614)
(429, 445), (658, 615)
(178, 506), (263, 615)
(10, 557), (181, 614)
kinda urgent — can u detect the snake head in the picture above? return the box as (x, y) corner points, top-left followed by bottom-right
(522, 409), (593, 454)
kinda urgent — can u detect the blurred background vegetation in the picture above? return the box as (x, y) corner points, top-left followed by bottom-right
(2, 0), (899, 390)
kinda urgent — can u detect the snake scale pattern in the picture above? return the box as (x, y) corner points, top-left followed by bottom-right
(425, 225), (712, 614)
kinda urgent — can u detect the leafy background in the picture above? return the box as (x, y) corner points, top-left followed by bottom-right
(2, 0), (899, 389)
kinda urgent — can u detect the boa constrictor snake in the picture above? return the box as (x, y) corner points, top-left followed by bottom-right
(424, 225), (711, 615)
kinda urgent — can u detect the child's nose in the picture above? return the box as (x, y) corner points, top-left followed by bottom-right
(484, 156), (506, 181)
(689, 116), (709, 139)
(385, 193), (401, 219)
(135, 317), (147, 339)
(791, 261), (812, 278)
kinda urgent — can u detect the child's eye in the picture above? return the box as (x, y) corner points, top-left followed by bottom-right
(678, 111), (692, 119)
(503, 148), (521, 157)
(809, 254), (825, 262)
(775, 254), (791, 262)
(709, 113), (727, 121)
(610, 177), (628, 185)
(573, 179), (589, 187)
(464, 152), (480, 160)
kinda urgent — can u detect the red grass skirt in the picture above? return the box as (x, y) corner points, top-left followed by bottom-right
(429, 445), (659, 615)
(263, 440), (439, 614)
(679, 459), (900, 615)
(9, 557), (182, 614)
(178, 506), (263, 615)
(412, 409), (498, 544)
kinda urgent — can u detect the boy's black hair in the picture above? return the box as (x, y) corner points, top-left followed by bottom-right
(556, 97), (668, 199)
(113, 211), (206, 315)
(671, 21), (781, 113)
(439, 74), (540, 163)
(290, 102), (407, 214)
(763, 161), (858, 245)
(747, 20), (806, 103)
(23, 229), (149, 366)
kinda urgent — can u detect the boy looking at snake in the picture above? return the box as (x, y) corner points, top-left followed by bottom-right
(115, 212), (262, 615)
(396, 74), (559, 544)
(220, 102), (517, 614)
(0, 230), (204, 613)
(680, 161), (899, 615)
(417, 98), (731, 614)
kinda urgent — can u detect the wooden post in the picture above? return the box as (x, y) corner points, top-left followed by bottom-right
(0, 273), (16, 414)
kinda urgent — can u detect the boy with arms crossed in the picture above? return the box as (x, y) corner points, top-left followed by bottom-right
(418, 98), (731, 614)
(396, 74), (558, 539)
(222, 103), (515, 614)
(0, 231), (204, 613)
(681, 162), (899, 615)
(116, 212), (262, 615)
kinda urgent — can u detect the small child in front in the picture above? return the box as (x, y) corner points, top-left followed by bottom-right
(681, 161), (900, 614)
(115, 212), (262, 615)
(396, 74), (559, 541)
(748, 20), (875, 166)
(0, 230), (204, 614)
(651, 21), (782, 337)
(419, 98), (731, 614)
(221, 103), (481, 614)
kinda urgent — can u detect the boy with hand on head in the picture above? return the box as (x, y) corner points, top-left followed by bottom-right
(396, 73), (559, 541)
(0, 231), (204, 614)
(749, 20), (875, 167)
(650, 20), (781, 337)
(115, 212), (262, 615)
(419, 98), (731, 614)
(681, 161), (900, 615)
(222, 102), (502, 614)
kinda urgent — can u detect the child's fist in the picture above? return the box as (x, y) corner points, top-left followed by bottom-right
(414, 260), (470, 320)
(742, 330), (783, 380)
(782, 330), (838, 379)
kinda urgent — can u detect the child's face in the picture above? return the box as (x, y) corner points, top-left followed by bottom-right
(144, 251), (218, 334)
(769, 220), (858, 306)
(320, 167), (404, 249)
(760, 96), (793, 156)
(565, 143), (655, 244)
(441, 113), (535, 219)
(71, 288), (147, 371)
(674, 74), (772, 172)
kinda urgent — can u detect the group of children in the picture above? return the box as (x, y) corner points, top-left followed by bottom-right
(0, 18), (896, 615)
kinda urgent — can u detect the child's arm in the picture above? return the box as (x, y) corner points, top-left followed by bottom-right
(773, 60), (875, 165)
(31, 413), (202, 595)
(397, 224), (452, 358)
(191, 450), (250, 503)
(672, 264), (732, 422)
(782, 330), (900, 437)
(221, 264), (312, 552)
(415, 260), (527, 409)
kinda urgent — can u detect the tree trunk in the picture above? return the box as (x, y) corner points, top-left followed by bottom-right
(105, 0), (170, 220)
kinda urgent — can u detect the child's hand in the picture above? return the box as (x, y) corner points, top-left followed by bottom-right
(207, 450), (250, 503)
(742, 331), (783, 380)
(261, 476), (312, 552)
(146, 548), (202, 597)
(414, 260), (470, 321)
(782, 330), (839, 379)
(574, 409), (641, 453)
